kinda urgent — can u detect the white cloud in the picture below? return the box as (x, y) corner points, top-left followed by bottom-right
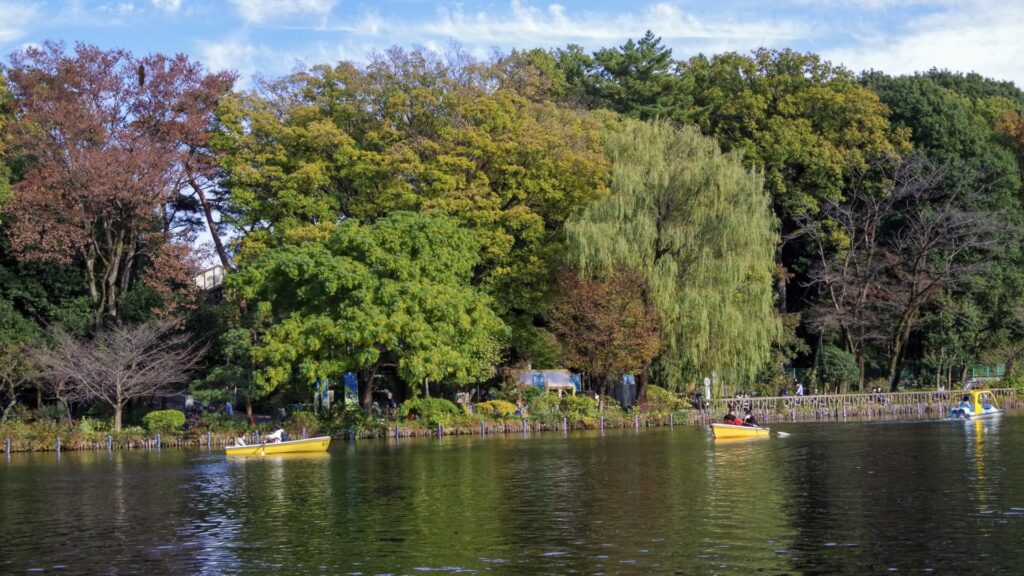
(0, 2), (40, 42)
(151, 0), (182, 12)
(420, 1), (808, 46)
(789, 0), (950, 7)
(825, 0), (1024, 86)
(198, 34), (363, 86)
(199, 36), (268, 77)
(229, 0), (336, 24)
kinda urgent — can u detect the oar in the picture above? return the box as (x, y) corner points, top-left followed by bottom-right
(775, 431), (791, 437)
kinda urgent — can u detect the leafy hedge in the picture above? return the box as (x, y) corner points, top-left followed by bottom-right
(560, 395), (598, 420)
(476, 400), (518, 418)
(287, 411), (320, 436)
(398, 397), (461, 427)
(142, 410), (185, 434)
(645, 386), (686, 414)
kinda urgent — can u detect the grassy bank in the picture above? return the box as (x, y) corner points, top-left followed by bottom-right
(1, 389), (694, 452)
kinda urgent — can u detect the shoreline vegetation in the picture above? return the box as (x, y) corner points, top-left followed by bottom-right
(4, 388), (1019, 453)
(5, 37), (1024, 447)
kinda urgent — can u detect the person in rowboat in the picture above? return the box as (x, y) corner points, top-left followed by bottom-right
(742, 408), (758, 427)
(723, 405), (743, 426)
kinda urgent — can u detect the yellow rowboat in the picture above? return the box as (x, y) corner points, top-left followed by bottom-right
(225, 436), (331, 457)
(710, 423), (770, 439)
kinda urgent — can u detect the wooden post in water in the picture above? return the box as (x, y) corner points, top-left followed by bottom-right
(56, 436), (61, 452)
(156, 434), (161, 450)
(669, 413), (674, 428)
(254, 430), (260, 444)
(4, 438), (10, 456)
(206, 431), (211, 449)
(563, 418), (568, 432)
(480, 422), (485, 436)
(437, 424), (443, 438)
(599, 416), (605, 430)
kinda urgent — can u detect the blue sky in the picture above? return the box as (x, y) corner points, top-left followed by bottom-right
(1, 0), (1022, 87)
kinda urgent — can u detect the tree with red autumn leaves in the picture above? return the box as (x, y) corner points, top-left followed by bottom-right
(2, 42), (235, 328)
(549, 268), (661, 398)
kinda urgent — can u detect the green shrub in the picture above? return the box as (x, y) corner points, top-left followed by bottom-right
(142, 410), (185, 434)
(398, 397), (461, 427)
(194, 413), (248, 433)
(4, 403), (33, 423)
(114, 426), (147, 444)
(528, 392), (561, 415)
(866, 378), (889, 393)
(476, 400), (518, 418)
(1000, 375), (1024, 391)
(645, 386), (685, 414)
(560, 395), (598, 419)
(820, 345), (859, 390)
(77, 417), (111, 438)
(287, 411), (319, 436)
(34, 404), (65, 422)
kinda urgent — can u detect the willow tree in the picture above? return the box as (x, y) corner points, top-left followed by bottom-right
(567, 120), (778, 396)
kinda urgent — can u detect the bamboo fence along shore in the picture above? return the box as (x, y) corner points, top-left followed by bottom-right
(699, 388), (1022, 425)
(3, 389), (1021, 453)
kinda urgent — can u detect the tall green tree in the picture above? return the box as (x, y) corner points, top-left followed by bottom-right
(567, 120), (778, 396)
(0, 300), (40, 421)
(682, 49), (909, 223)
(214, 47), (609, 364)
(228, 212), (507, 409)
(862, 71), (1021, 209)
(862, 71), (1024, 382)
(589, 31), (693, 122)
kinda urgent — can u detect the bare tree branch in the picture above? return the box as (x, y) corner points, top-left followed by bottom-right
(32, 319), (208, 430)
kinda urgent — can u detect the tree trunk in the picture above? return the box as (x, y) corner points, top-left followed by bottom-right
(597, 375), (608, 413)
(857, 354), (865, 393)
(189, 175), (232, 270)
(358, 367), (376, 411)
(636, 363), (650, 404)
(246, 397), (253, 425)
(887, 311), (918, 391)
(1, 382), (16, 422)
(114, 404), (123, 432)
(85, 247), (104, 330)
(36, 387), (43, 410)
(959, 364), (969, 384)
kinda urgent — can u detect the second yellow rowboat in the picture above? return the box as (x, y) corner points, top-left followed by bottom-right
(225, 436), (331, 457)
(710, 423), (770, 439)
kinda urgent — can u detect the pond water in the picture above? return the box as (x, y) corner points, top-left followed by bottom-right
(3, 417), (1024, 575)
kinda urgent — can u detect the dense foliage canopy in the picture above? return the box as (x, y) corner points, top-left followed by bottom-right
(567, 120), (778, 393)
(3, 37), (1024, 423)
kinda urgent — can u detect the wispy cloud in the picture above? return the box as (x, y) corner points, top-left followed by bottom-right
(151, 0), (182, 12)
(198, 35), (270, 77)
(0, 2), (40, 42)
(229, 0), (337, 24)
(420, 1), (808, 46)
(825, 0), (1024, 86)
